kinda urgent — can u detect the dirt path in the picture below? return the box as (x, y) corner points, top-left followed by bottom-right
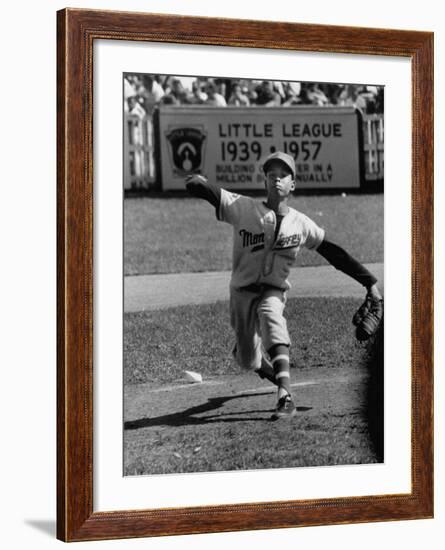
(124, 365), (381, 475)
(124, 263), (383, 312)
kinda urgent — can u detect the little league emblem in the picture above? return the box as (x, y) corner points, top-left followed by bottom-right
(166, 127), (206, 175)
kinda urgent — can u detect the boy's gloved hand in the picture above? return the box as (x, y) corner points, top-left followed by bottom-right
(353, 284), (383, 341)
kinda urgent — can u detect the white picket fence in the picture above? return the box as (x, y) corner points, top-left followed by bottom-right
(123, 114), (155, 190)
(362, 114), (384, 181)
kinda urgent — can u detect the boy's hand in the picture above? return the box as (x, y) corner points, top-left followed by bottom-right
(185, 174), (208, 188)
(367, 282), (382, 301)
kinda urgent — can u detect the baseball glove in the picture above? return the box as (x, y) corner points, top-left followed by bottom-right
(353, 292), (383, 341)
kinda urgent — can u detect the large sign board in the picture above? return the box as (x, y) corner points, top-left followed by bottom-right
(158, 106), (361, 190)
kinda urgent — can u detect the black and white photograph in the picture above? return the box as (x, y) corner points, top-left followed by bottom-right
(123, 73), (384, 476)
(1, 0), (440, 546)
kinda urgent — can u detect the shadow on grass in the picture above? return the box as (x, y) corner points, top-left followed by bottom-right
(365, 320), (384, 462)
(125, 391), (312, 429)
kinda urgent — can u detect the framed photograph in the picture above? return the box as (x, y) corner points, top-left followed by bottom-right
(57, 8), (433, 542)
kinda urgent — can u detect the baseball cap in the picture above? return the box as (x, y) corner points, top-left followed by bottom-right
(262, 151), (296, 178)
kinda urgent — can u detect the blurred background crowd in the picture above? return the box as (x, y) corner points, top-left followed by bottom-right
(124, 74), (384, 117)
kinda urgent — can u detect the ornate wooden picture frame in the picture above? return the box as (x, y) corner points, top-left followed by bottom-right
(57, 8), (433, 542)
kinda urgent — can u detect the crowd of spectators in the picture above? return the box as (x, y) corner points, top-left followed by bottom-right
(124, 74), (383, 117)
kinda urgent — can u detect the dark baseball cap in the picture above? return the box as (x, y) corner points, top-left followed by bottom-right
(262, 151), (296, 178)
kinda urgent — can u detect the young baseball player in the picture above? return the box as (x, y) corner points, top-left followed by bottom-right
(185, 151), (383, 420)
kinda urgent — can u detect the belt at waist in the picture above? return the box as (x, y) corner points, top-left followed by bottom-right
(238, 283), (285, 293)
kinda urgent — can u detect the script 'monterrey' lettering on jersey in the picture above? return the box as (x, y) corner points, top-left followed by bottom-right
(239, 229), (265, 248)
(275, 234), (302, 248)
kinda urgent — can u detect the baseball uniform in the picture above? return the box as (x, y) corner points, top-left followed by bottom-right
(218, 188), (325, 370)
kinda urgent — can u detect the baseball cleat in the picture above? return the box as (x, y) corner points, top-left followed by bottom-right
(271, 395), (296, 420)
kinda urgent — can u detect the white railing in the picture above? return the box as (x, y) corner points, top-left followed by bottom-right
(362, 115), (384, 181)
(123, 114), (155, 190)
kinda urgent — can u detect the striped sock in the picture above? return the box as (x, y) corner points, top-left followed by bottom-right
(269, 344), (291, 399)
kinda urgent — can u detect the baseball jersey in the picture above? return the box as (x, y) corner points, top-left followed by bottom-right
(218, 189), (325, 290)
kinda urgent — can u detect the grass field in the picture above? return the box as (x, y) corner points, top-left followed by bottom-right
(124, 193), (384, 275)
(124, 296), (366, 384)
(123, 296), (383, 474)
